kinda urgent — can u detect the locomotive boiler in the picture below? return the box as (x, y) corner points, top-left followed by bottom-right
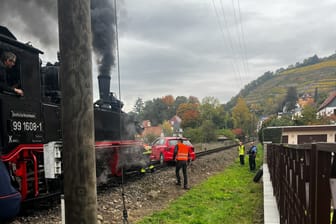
(0, 25), (147, 207)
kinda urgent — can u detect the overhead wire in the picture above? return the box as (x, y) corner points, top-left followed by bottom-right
(211, 0), (242, 88)
(218, 0), (244, 86)
(230, 0), (248, 81)
(237, 0), (250, 79)
(211, 0), (250, 90)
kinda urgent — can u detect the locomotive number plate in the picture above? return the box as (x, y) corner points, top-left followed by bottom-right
(10, 120), (43, 132)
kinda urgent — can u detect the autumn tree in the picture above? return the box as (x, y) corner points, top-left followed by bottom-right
(188, 96), (200, 104)
(232, 97), (251, 135)
(162, 95), (176, 119)
(176, 103), (200, 128)
(162, 95), (174, 105)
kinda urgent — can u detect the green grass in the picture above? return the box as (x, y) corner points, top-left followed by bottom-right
(136, 145), (264, 224)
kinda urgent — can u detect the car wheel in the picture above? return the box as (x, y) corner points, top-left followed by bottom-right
(159, 153), (165, 165)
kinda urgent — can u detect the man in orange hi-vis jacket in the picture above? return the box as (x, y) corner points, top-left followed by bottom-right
(173, 138), (191, 190)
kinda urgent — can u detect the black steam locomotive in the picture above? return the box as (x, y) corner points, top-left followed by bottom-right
(0, 26), (146, 205)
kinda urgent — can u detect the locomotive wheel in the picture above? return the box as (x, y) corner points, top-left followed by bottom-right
(159, 153), (165, 165)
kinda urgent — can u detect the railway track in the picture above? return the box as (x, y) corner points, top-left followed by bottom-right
(195, 142), (238, 157)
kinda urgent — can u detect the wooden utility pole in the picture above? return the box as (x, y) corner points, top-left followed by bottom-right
(58, 0), (97, 223)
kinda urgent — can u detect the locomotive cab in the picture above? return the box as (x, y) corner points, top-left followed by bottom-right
(0, 27), (46, 152)
(0, 26), (62, 201)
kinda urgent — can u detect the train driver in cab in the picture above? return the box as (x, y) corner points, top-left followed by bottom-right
(0, 51), (24, 96)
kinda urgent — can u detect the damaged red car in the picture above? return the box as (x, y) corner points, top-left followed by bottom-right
(150, 137), (196, 164)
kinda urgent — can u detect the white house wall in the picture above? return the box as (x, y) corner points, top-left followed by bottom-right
(283, 129), (336, 144)
(317, 107), (336, 117)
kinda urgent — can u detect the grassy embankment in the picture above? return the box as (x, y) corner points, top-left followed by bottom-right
(137, 144), (264, 224)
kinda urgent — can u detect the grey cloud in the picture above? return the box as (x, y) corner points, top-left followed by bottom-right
(0, 0), (57, 46)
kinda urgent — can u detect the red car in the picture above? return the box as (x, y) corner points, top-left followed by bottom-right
(150, 137), (196, 164)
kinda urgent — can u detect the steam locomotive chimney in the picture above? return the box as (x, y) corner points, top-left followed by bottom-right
(98, 73), (111, 102)
(92, 0), (122, 110)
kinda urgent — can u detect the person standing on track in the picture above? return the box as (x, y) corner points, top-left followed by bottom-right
(238, 141), (245, 165)
(173, 138), (191, 190)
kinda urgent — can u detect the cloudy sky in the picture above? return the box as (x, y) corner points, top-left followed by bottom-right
(1, 0), (336, 111)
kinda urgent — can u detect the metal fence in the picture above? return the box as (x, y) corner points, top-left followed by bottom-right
(267, 143), (336, 224)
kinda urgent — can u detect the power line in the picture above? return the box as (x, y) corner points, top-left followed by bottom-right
(211, 0), (243, 87)
(230, 0), (246, 79)
(237, 0), (250, 79)
(214, 0), (250, 88)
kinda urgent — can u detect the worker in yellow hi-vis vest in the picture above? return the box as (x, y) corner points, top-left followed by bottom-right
(238, 141), (245, 165)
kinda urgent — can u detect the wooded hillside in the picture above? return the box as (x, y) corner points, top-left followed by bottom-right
(225, 54), (336, 115)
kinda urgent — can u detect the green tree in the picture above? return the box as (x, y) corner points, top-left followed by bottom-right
(302, 54), (320, 66)
(212, 105), (226, 129)
(133, 97), (144, 114)
(200, 97), (226, 129)
(216, 129), (236, 140)
(173, 96), (188, 113)
(183, 127), (202, 143)
(262, 114), (294, 127)
(225, 111), (233, 129)
(296, 104), (318, 125)
(200, 120), (217, 142)
(200, 97), (217, 121)
(142, 98), (169, 125)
